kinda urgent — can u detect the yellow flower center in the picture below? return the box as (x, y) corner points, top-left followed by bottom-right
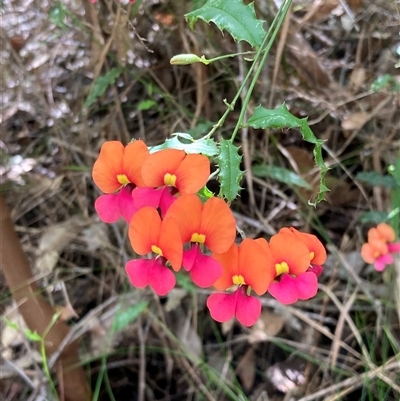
(164, 173), (177, 187)
(373, 251), (380, 258)
(275, 261), (289, 276)
(151, 245), (163, 256)
(190, 233), (206, 243)
(309, 251), (315, 260)
(117, 174), (130, 185)
(232, 274), (246, 285)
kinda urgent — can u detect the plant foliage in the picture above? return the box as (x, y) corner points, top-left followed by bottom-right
(185, 0), (265, 48)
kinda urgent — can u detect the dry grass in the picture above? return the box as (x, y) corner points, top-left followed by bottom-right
(1, 0), (399, 400)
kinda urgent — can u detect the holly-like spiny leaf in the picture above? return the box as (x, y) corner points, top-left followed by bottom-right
(217, 139), (244, 202)
(185, 0), (265, 48)
(247, 103), (329, 206)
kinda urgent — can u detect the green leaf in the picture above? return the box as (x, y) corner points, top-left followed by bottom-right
(217, 139), (243, 202)
(112, 301), (148, 333)
(149, 133), (219, 157)
(138, 99), (156, 111)
(359, 211), (389, 224)
(84, 68), (123, 108)
(252, 164), (312, 189)
(49, 4), (68, 29)
(356, 171), (398, 188)
(247, 103), (329, 206)
(185, 0), (265, 48)
(25, 329), (42, 342)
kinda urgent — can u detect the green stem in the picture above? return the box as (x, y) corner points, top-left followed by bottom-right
(206, 0), (293, 140)
(204, 50), (256, 64)
(230, 0), (293, 142)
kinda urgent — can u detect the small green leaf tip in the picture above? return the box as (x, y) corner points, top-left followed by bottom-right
(170, 54), (209, 65)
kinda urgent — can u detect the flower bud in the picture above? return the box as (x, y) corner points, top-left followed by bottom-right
(170, 54), (207, 65)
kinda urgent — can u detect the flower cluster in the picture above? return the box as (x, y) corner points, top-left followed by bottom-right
(92, 140), (327, 326)
(361, 223), (400, 271)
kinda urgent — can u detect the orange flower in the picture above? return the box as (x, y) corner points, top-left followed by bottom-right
(279, 227), (326, 266)
(207, 239), (275, 326)
(128, 207), (182, 271)
(141, 149), (210, 195)
(165, 194), (236, 253)
(92, 140), (149, 193)
(257, 232), (320, 304)
(257, 233), (311, 277)
(213, 239), (275, 295)
(165, 194), (236, 287)
(361, 223), (399, 271)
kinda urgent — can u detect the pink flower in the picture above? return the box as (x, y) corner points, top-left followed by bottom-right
(95, 186), (137, 223)
(207, 239), (275, 326)
(164, 194), (237, 288)
(257, 228), (326, 305)
(361, 223), (400, 271)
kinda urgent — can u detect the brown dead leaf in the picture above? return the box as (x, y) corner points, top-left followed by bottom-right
(55, 304), (78, 322)
(34, 216), (88, 276)
(248, 310), (285, 344)
(235, 347), (256, 391)
(325, 176), (360, 206)
(298, 0), (340, 24)
(285, 146), (320, 199)
(168, 310), (202, 359)
(341, 111), (369, 132)
(349, 68), (367, 91)
(285, 27), (333, 89)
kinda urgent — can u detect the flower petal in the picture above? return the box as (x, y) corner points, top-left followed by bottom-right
(132, 187), (163, 210)
(207, 292), (236, 323)
(118, 186), (137, 222)
(129, 207), (161, 255)
(269, 233), (310, 275)
(141, 149), (185, 188)
(158, 216), (183, 271)
(159, 187), (177, 216)
(388, 242), (400, 253)
(201, 197), (237, 253)
(376, 223), (395, 242)
(93, 141), (125, 193)
(95, 194), (122, 223)
(164, 194), (202, 243)
(374, 254), (393, 272)
(361, 243), (376, 264)
(212, 243), (240, 291)
(283, 227), (327, 265)
(125, 259), (152, 288)
(268, 274), (299, 304)
(307, 264), (324, 277)
(122, 140), (149, 187)
(147, 259), (176, 295)
(125, 258), (176, 296)
(235, 287), (262, 327)
(174, 154), (210, 194)
(182, 246), (198, 271)
(189, 249), (223, 288)
(238, 238), (275, 295)
(295, 272), (319, 300)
